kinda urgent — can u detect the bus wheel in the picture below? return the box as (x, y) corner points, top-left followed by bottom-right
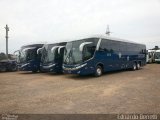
(132, 63), (137, 71)
(11, 66), (17, 71)
(136, 62), (141, 70)
(95, 65), (103, 77)
(0, 67), (7, 72)
(32, 69), (38, 73)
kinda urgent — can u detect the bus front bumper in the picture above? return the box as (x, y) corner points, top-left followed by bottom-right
(63, 63), (95, 75)
(40, 63), (62, 73)
(19, 63), (39, 71)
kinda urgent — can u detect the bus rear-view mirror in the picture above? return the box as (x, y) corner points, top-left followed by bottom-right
(58, 46), (65, 54)
(79, 42), (93, 52)
(37, 48), (43, 54)
(51, 46), (59, 53)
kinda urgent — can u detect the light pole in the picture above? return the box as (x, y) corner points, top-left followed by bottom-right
(5, 24), (9, 58)
(105, 25), (111, 36)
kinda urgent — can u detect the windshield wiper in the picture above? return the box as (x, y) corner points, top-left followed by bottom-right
(42, 49), (48, 63)
(64, 49), (72, 64)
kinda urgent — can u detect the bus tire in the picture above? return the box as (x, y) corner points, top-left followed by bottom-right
(0, 67), (7, 72)
(56, 71), (63, 74)
(39, 68), (44, 73)
(136, 62), (141, 70)
(32, 69), (38, 73)
(94, 65), (103, 77)
(132, 62), (137, 71)
(11, 66), (17, 72)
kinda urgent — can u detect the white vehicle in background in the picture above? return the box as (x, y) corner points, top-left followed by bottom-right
(146, 50), (156, 63)
(155, 50), (160, 63)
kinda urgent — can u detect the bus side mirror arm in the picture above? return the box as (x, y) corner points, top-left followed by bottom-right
(58, 46), (65, 54)
(79, 42), (92, 52)
(51, 46), (59, 53)
(37, 48), (43, 54)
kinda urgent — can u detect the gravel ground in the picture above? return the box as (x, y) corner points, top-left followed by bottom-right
(0, 64), (160, 114)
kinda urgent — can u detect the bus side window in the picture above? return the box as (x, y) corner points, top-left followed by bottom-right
(110, 49), (114, 53)
(100, 39), (113, 52)
(119, 42), (127, 53)
(109, 40), (120, 53)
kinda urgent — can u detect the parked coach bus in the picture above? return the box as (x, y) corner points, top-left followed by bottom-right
(40, 42), (66, 73)
(18, 44), (44, 72)
(63, 35), (146, 77)
(146, 49), (156, 63)
(155, 50), (160, 63)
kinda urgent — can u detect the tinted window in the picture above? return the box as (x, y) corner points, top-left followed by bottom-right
(99, 39), (108, 51)
(100, 39), (145, 54)
(126, 43), (146, 54)
(100, 39), (122, 53)
(119, 42), (127, 52)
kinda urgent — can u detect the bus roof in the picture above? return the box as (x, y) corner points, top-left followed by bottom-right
(148, 49), (156, 52)
(156, 50), (160, 52)
(44, 42), (67, 45)
(67, 34), (145, 46)
(91, 34), (145, 45)
(22, 44), (44, 48)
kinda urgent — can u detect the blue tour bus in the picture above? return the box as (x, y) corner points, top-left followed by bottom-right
(18, 44), (44, 72)
(40, 42), (66, 73)
(63, 35), (146, 77)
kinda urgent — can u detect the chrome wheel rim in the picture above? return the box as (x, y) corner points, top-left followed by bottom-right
(133, 64), (136, 70)
(12, 67), (17, 71)
(97, 68), (102, 76)
(137, 64), (140, 69)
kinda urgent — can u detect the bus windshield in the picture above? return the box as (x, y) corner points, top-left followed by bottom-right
(63, 38), (99, 64)
(155, 52), (160, 59)
(19, 47), (37, 62)
(41, 44), (59, 64)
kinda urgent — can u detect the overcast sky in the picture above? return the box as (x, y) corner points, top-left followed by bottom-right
(0, 0), (160, 53)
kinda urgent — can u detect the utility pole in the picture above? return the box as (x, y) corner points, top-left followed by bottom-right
(5, 24), (9, 58)
(105, 25), (111, 36)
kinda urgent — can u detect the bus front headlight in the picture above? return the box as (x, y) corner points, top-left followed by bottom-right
(75, 63), (87, 69)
